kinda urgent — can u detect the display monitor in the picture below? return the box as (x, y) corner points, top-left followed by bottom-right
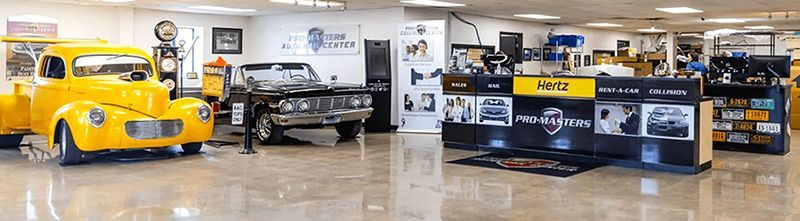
(709, 57), (748, 81)
(746, 55), (791, 79)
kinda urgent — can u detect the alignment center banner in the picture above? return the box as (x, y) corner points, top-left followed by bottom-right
(396, 20), (446, 133)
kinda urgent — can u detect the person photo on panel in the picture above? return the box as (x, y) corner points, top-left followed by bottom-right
(600, 109), (614, 134)
(616, 105), (640, 135)
(404, 94), (414, 111)
(412, 39), (433, 61)
(685, 52), (708, 76)
(453, 97), (464, 122)
(424, 94), (436, 111)
(443, 99), (454, 121)
(463, 99), (473, 122)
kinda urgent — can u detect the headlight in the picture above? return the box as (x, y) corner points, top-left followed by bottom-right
(88, 107), (106, 128)
(297, 99), (310, 112)
(197, 105), (212, 123)
(349, 96), (361, 108)
(279, 100), (294, 113)
(361, 94), (372, 107)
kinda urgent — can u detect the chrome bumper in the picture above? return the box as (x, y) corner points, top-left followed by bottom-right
(271, 108), (373, 126)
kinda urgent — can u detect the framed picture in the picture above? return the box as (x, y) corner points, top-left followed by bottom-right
(523, 48), (533, 61)
(543, 48), (552, 61)
(532, 48), (542, 61)
(212, 27), (243, 54)
(584, 55), (591, 66)
(574, 54), (581, 67)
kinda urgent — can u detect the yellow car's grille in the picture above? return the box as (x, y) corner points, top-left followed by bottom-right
(124, 120), (183, 139)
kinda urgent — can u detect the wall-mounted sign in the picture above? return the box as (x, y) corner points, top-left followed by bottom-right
(6, 15), (58, 78)
(397, 20), (446, 133)
(280, 24), (360, 55)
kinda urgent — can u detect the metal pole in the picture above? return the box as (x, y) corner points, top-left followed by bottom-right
(240, 77), (257, 154)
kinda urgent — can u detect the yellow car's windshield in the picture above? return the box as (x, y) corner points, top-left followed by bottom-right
(73, 55), (153, 77)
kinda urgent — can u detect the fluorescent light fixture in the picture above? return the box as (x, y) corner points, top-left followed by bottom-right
(400, 0), (465, 7)
(680, 33), (700, 36)
(270, 0), (344, 7)
(189, 5), (256, 12)
(514, 14), (561, 20)
(744, 25), (774, 30)
(655, 7), (703, 14)
(102, 0), (134, 2)
(587, 23), (623, 27)
(707, 18), (746, 23)
(637, 27), (666, 33)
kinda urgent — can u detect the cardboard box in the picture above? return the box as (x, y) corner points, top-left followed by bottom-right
(641, 53), (667, 61)
(790, 66), (800, 129)
(621, 62), (653, 77)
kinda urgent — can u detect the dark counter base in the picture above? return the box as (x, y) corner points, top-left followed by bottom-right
(713, 146), (789, 156)
(444, 142), (477, 151)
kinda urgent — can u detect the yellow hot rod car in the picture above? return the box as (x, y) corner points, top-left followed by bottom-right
(0, 41), (214, 165)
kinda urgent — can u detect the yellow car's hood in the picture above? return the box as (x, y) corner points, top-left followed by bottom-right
(71, 75), (170, 117)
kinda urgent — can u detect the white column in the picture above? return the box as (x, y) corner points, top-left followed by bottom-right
(666, 31), (676, 69)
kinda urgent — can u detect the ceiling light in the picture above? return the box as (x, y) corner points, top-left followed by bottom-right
(586, 23), (623, 27)
(514, 14), (561, 20)
(744, 25), (774, 30)
(655, 7), (703, 14)
(271, 0), (343, 7)
(189, 5), (257, 12)
(637, 27), (666, 33)
(102, 0), (134, 2)
(680, 33), (699, 36)
(707, 18), (746, 23)
(400, 0), (465, 7)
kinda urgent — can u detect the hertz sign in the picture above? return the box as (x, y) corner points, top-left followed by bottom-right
(513, 76), (596, 98)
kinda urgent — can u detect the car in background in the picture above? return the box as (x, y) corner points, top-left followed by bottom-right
(223, 63), (373, 144)
(646, 106), (690, 137)
(479, 99), (510, 124)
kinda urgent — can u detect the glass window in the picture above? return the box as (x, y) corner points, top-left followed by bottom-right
(241, 63), (320, 82)
(73, 55), (152, 77)
(43, 57), (66, 79)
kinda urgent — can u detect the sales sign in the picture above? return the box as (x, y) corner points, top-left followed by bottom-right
(232, 103), (244, 125)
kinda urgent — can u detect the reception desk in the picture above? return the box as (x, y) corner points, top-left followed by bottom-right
(442, 74), (714, 174)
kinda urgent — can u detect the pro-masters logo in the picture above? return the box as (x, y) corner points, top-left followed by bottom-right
(515, 107), (592, 135)
(470, 156), (580, 171)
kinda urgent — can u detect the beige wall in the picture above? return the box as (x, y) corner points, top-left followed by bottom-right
(0, 1), (251, 93)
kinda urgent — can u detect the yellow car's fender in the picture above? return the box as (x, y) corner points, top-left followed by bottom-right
(0, 94), (31, 134)
(47, 100), (101, 149)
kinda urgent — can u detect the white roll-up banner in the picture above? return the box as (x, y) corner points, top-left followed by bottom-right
(396, 20), (446, 133)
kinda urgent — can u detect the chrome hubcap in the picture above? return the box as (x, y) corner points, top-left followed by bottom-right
(257, 113), (273, 140)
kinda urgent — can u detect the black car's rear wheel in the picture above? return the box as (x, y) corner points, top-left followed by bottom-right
(256, 109), (284, 144)
(335, 121), (362, 139)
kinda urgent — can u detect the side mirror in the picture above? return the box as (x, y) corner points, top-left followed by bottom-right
(330, 75), (338, 82)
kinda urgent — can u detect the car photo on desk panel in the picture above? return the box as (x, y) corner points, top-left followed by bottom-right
(477, 96), (512, 126)
(641, 104), (695, 140)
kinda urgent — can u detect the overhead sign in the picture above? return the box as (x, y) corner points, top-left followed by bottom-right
(513, 76), (596, 98)
(6, 15), (58, 78)
(280, 24), (360, 55)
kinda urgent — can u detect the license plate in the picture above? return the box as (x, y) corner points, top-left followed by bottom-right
(713, 120), (732, 131)
(726, 132), (750, 144)
(756, 122), (781, 134)
(727, 98), (749, 108)
(712, 131), (726, 142)
(745, 110), (770, 121)
(323, 115), (342, 125)
(713, 97), (727, 108)
(713, 109), (721, 118)
(751, 134), (774, 145)
(751, 99), (775, 110)
(732, 121), (755, 132)
(721, 109), (745, 120)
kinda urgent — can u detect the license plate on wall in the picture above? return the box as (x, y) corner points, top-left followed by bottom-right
(745, 110), (770, 121)
(756, 122), (781, 134)
(721, 109), (745, 120)
(713, 120), (732, 131)
(726, 132), (750, 144)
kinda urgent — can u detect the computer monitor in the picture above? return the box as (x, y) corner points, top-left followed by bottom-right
(747, 55), (791, 80)
(709, 57), (748, 80)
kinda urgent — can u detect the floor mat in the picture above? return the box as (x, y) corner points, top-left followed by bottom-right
(447, 153), (603, 178)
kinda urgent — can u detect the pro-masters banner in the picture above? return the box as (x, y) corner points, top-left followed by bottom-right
(6, 15), (58, 79)
(397, 20), (446, 133)
(280, 24), (360, 55)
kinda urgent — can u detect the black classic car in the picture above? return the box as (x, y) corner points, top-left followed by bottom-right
(224, 63), (373, 144)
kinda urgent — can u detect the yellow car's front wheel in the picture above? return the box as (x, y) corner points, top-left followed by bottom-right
(181, 142), (203, 154)
(57, 121), (85, 166)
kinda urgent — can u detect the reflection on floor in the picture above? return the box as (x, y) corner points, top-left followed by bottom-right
(1, 127), (800, 220)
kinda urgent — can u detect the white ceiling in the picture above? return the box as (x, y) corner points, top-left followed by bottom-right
(34, 0), (800, 32)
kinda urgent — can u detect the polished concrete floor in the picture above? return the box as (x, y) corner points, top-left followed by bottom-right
(1, 127), (800, 221)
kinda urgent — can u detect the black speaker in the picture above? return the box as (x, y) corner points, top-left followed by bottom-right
(364, 39), (392, 132)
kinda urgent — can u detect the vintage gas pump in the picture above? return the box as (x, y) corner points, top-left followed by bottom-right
(152, 20), (181, 100)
